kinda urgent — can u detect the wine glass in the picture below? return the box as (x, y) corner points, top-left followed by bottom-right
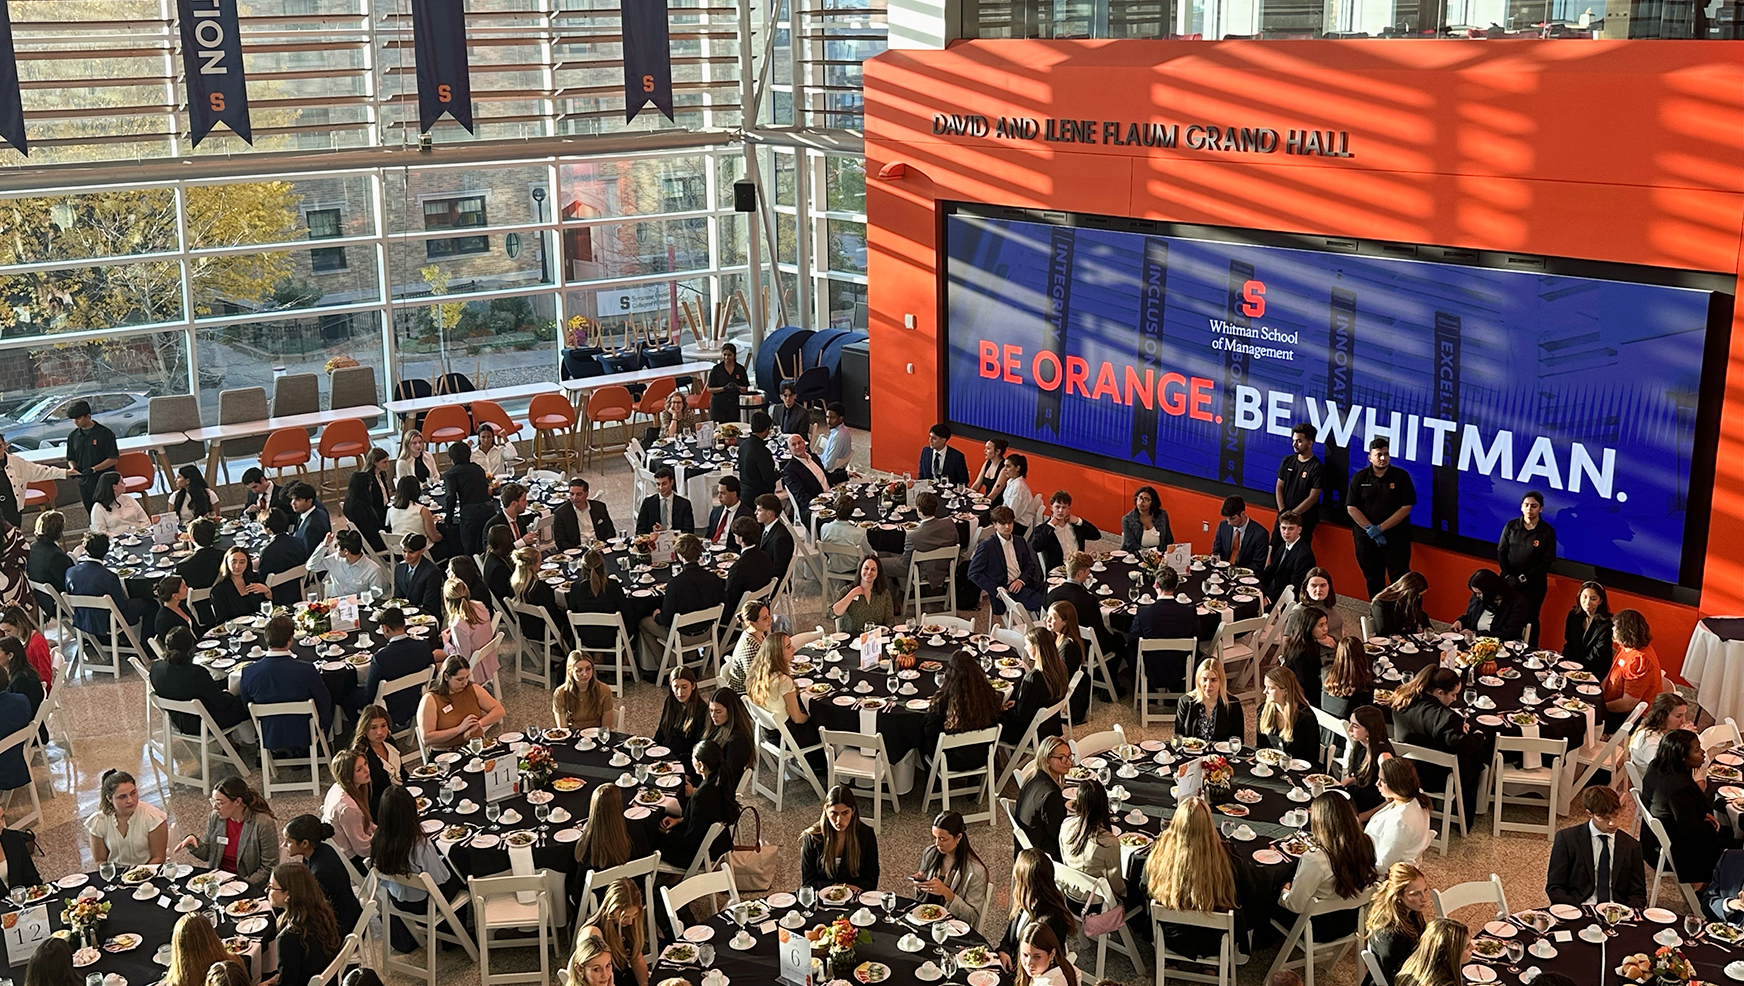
(485, 802), (502, 831)
(941, 951), (959, 979)
(1686, 914), (1704, 941)
(439, 784), (455, 809)
(1603, 905), (1622, 937)
(599, 726), (612, 748)
(932, 918), (951, 961)
(1503, 940), (1524, 974)
(535, 803), (551, 828)
(732, 903), (748, 932)
(698, 944), (715, 968)
(798, 884), (815, 918)
(99, 860), (117, 889)
(1462, 687), (1478, 708)
(881, 892), (897, 921)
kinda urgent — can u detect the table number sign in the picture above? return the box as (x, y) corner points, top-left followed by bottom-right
(332, 597), (360, 633)
(859, 630), (882, 671)
(1164, 542), (1191, 575)
(651, 530), (676, 567)
(1175, 757), (1204, 800)
(152, 515), (181, 546)
(2, 904), (51, 966)
(776, 927), (813, 986)
(483, 756), (518, 802)
(696, 421), (715, 447)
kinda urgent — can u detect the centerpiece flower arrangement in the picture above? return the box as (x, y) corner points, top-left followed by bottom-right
(889, 634), (918, 670)
(297, 600), (334, 635)
(807, 916), (871, 978)
(61, 896), (111, 946)
(1455, 636), (1501, 676)
(715, 423), (742, 444)
(1650, 946), (1696, 983)
(518, 744), (556, 789)
(882, 480), (907, 506)
(1201, 754), (1235, 800)
(631, 533), (657, 558)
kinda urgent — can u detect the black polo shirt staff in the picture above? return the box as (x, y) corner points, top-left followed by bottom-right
(1346, 437), (1416, 597)
(64, 401), (118, 512)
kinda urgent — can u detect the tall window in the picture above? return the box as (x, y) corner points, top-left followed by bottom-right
(424, 196), (490, 258)
(307, 208), (346, 272)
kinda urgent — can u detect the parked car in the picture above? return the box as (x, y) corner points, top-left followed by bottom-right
(0, 391), (151, 452)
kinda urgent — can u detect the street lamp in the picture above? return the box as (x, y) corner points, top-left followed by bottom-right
(531, 186), (549, 284)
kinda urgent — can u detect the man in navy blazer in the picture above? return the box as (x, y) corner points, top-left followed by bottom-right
(365, 607), (442, 728)
(917, 424), (970, 486)
(1125, 566), (1203, 690)
(289, 483), (331, 554)
(1262, 511), (1317, 603)
(1211, 495), (1269, 570)
(755, 495), (794, 582)
(256, 509), (307, 607)
(968, 506), (1043, 615)
(65, 533), (152, 635)
(636, 468), (696, 535)
(239, 616), (334, 750)
(392, 534), (444, 615)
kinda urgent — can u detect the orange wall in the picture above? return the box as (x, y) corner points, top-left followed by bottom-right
(863, 40), (1744, 671)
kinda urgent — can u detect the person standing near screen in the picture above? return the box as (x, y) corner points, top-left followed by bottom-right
(1497, 491), (1556, 648)
(1346, 437), (1415, 597)
(1274, 422), (1323, 546)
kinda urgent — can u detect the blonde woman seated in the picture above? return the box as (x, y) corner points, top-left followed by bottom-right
(1145, 795), (1264, 959)
(320, 749), (375, 860)
(578, 878), (649, 986)
(1175, 656), (1244, 745)
(1257, 666), (1320, 764)
(417, 655), (505, 751)
(1394, 918), (1471, 986)
(553, 651), (617, 733)
(442, 576), (498, 683)
(831, 555), (894, 635)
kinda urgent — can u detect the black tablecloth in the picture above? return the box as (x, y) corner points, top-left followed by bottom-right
(1703, 618), (1744, 642)
(813, 481), (991, 555)
(645, 434), (790, 480)
(1050, 554), (1265, 642)
(1378, 636), (1593, 749)
(1477, 906), (1744, 986)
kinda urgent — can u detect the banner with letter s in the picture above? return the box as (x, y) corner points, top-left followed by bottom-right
(412, 0), (474, 134)
(621, 0), (673, 122)
(177, 0), (252, 145)
(0, 0), (26, 155)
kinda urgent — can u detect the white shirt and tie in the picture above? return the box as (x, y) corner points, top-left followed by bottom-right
(931, 449), (946, 479)
(999, 534), (1020, 583)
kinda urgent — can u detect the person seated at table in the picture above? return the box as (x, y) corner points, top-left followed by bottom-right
(1280, 793), (1378, 941)
(321, 748), (376, 861)
(655, 666), (708, 753)
(1014, 919), (1078, 986)
(639, 534), (723, 675)
(554, 651), (618, 733)
(1562, 580), (1614, 678)
(1389, 666), (1490, 826)
(176, 518), (225, 592)
(208, 547), (270, 624)
(480, 524), (516, 606)
(738, 412), (778, 506)
(1369, 571), (1430, 638)
(1263, 511), (1317, 603)
(280, 815), (363, 935)
(289, 483), (332, 553)
(746, 630), (826, 766)
(569, 785), (650, 909)
(0, 607), (50, 696)
(446, 554), (492, 614)
(1278, 605), (1335, 707)
(819, 490), (874, 574)
(66, 532), (153, 637)
(1046, 601), (1091, 725)
(349, 704), (402, 814)
(1125, 565), (1198, 694)
(442, 441), (494, 557)
(1259, 666), (1319, 764)
(1362, 864), (1431, 986)
(703, 476), (751, 547)
(1015, 734), (1071, 858)
(567, 548), (629, 649)
(924, 647), (1003, 762)
(970, 505), (1043, 617)
(816, 403), (852, 485)
(364, 607), (441, 727)
(1604, 608), (1663, 730)
(1449, 568), (1529, 642)
(706, 343), (749, 424)
(306, 529), (388, 598)
(556, 476), (616, 550)
(509, 546), (570, 650)
(998, 849), (1077, 973)
(918, 423), (970, 486)
(386, 475), (440, 555)
(150, 626), (252, 740)
(1028, 491), (1100, 574)
(900, 491), (959, 596)
(154, 575), (199, 642)
(1001, 627), (1069, 745)
(390, 533), (443, 616)
(706, 688), (755, 793)
(755, 494), (794, 583)
(395, 428), (440, 486)
(644, 389), (694, 448)
(1393, 918), (1470, 986)
(87, 768), (168, 866)
(578, 878), (650, 986)
(781, 433), (831, 526)
(342, 449), (393, 554)
(799, 785), (880, 892)
(1642, 728), (1730, 886)
(473, 422), (522, 477)
(0, 637), (40, 726)
(915, 809), (990, 926)
(486, 482), (539, 549)
(635, 467), (692, 537)
(1177, 657), (1245, 746)
(257, 510), (307, 607)
(1044, 552), (1115, 661)
(242, 467), (291, 523)
(1059, 777), (1123, 900)
(89, 469), (152, 535)
(1212, 496), (1269, 570)
(1288, 566), (1345, 640)
(27, 510), (72, 616)
(369, 785), (465, 952)
(1143, 795), (1267, 961)
(417, 654), (503, 751)
(657, 738), (735, 867)
(1546, 785), (1647, 908)
(720, 517), (773, 630)
(174, 775), (278, 887)
(1117, 485), (1172, 553)
(569, 938), (618, 986)
(237, 616), (333, 752)
(162, 914), (239, 986)
(1321, 636), (1375, 724)
(166, 465), (220, 527)
(22, 939), (77, 986)
(970, 438), (1009, 498)
(1365, 757), (1434, 870)
(995, 453), (1040, 534)
(1340, 705), (1394, 820)
(831, 555), (894, 635)
(1630, 692), (1689, 775)
(442, 576), (497, 682)
(770, 382), (813, 436)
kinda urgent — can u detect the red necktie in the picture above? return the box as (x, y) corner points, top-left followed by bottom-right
(714, 511), (729, 542)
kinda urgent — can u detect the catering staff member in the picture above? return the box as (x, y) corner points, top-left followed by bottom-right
(1346, 437), (1416, 597)
(1274, 422), (1324, 544)
(64, 400), (118, 513)
(0, 445), (75, 528)
(1497, 491), (1556, 647)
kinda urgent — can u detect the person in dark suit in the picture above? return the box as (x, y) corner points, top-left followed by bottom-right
(918, 423), (970, 486)
(636, 468), (695, 535)
(65, 533), (153, 635)
(393, 534), (445, 616)
(638, 534), (724, 678)
(176, 518), (225, 591)
(343, 450), (393, 553)
(1027, 490), (1101, 573)
(288, 484), (331, 554)
(238, 616), (334, 751)
(1451, 568), (1532, 643)
(737, 412), (779, 506)
(1211, 495), (1269, 570)
(552, 477), (615, 550)
(567, 549), (629, 650)
(1546, 786), (1647, 907)
(754, 495), (794, 582)
(0, 824), (40, 895)
(242, 467), (292, 523)
(365, 607), (441, 728)
(257, 509), (307, 607)
(658, 739), (735, 866)
(484, 482), (539, 546)
(1391, 666), (1492, 826)
(780, 434), (829, 527)
(721, 517), (774, 623)
(1563, 582), (1615, 678)
(1045, 551), (1117, 658)
(150, 626), (250, 735)
(27, 510), (72, 617)
(1263, 511), (1317, 603)
(1124, 566), (1199, 690)
(1015, 735), (1072, 858)
(704, 476), (753, 545)
(1641, 729), (1730, 883)
(770, 384), (813, 436)
(968, 506), (1042, 615)
(0, 691), (32, 795)
(900, 493), (960, 597)
(442, 442), (494, 557)
(482, 525), (515, 606)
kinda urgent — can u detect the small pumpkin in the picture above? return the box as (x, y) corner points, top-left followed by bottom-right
(895, 654), (917, 671)
(1478, 659), (1499, 677)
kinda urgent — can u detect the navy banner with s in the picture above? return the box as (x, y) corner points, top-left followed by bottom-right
(621, 0), (673, 122)
(178, 0), (251, 146)
(0, 0), (26, 155)
(412, 0), (473, 133)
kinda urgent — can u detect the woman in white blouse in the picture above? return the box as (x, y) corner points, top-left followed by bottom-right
(87, 769), (168, 866)
(395, 429), (441, 486)
(1629, 692), (1689, 775)
(89, 471), (152, 535)
(1364, 757), (1434, 871)
(999, 453), (1039, 532)
(321, 749), (376, 860)
(1280, 792), (1379, 941)
(386, 475), (443, 546)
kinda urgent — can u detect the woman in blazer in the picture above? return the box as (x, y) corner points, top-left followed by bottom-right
(1174, 657), (1244, 745)
(1641, 729), (1728, 882)
(173, 777), (277, 888)
(659, 739), (734, 867)
(1119, 486), (1173, 553)
(799, 786), (881, 892)
(915, 811), (990, 927)
(1562, 581), (1615, 678)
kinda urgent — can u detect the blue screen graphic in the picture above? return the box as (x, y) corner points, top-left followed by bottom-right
(945, 214), (1716, 585)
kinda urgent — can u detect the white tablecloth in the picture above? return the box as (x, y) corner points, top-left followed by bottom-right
(1682, 619), (1744, 725)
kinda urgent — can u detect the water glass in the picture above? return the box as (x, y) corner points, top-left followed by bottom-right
(535, 804), (551, 826)
(99, 861), (117, 887)
(1462, 688), (1477, 708)
(882, 892), (897, 919)
(932, 919), (951, 958)
(798, 885), (816, 917)
(87, 974), (103, 986)
(599, 727), (612, 747)
(698, 945), (715, 967)
(439, 786), (455, 808)
(485, 803), (502, 830)
(1504, 941), (1524, 972)
(1687, 915), (1704, 939)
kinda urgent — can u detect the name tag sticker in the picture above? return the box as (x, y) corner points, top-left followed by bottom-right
(442, 705), (453, 714)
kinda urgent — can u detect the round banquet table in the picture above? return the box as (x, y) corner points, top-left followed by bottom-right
(810, 481), (989, 556)
(1373, 634), (1596, 751)
(1684, 618), (1744, 731)
(102, 521), (257, 605)
(1459, 903), (1744, 986)
(647, 891), (995, 986)
(645, 434), (791, 509)
(1045, 553), (1265, 643)
(198, 606), (434, 708)
(0, 867), (277, 986)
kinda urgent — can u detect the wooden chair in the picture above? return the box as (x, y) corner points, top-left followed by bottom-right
(528, 394), (579, 470)
(583, 386), (635, 465)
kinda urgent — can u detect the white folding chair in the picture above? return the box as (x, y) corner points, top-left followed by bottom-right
(1391, 740), (1467, 855)
(1211, 615), (1267, 699)
(374, 870), (478, 986)
(28, 580), (72, 647)
(151, 695), (253, 792)
(1311, 707), (1349, 772)
(1152, 903), (1241, 986)
(907, 545), (960, 619)
(648, 605), (724, 687)
(307, 930), (364, 986)
(1267, 892), (1371, 986)
(1053, 864), (1146, 980)
(0, 721), (40, 829)
(469, 872), (557, 986)
(63, 593), (147, 678)
(1701, 717), (1743, 752)
(819, 729), (900, 832)
(570, 612), (634, 697)
(1562, 700), (1647, 815)
(267, 564), (309, 599)
(1490, 735), (1568, 841)
(373, 668), (437, 763)
(999, 796), (1034, 851)
(659, 866), (740, 938)
(818, 541), (863, 604)
(248, 699), (335, 798)
(1359, 947), (1391, 986)
(746, 702), (826, 809)
(1431, 874), (1508, 920)
(1070, 724), (1128, 760)
(656, 821), (727, 880)
(995, 587), (1035, 631)
(1083, 634), (1122, 708)
(507, 600), (563, 690)
(577, 853), (661, 961)
(1135, 638), (1197, 727)
(927, 615), (973, 633)
(470, 632), (507, 700)
(1632, 789), (1706, 912)
(922, 725), (999, 826)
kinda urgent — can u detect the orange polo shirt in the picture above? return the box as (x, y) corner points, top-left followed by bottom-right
(1602, 642), (1662, 705)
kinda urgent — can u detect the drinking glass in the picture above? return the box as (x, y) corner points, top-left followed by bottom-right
(1096, 765), (1112, 787)
(468, 737), (484, 757)
(941, 953), (959, 978)
(882, 892), (897, 921)
(798, 885), (816, 918)
(7, 887), (25, 908)
(599, 727), (612, 747)
(732, 903), (748, 931)
(439, 785), (455, 809)
(698, 945), (715, 968)
(1462, 687), (1478, 708)
(99, 861), (117, 888)
(535, 804), (551, 827)
(1227, 738), (1242, 759)
(1128, 586), (1142, 606)
(87, 973), (103, 986)
(1687, 915), (1704, 940)
(932, 919), (951, 960)
(1503, 941), (1524, 973)
(485, 803), (502, 830)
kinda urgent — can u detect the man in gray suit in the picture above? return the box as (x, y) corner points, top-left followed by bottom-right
(899, 491), (960, 597)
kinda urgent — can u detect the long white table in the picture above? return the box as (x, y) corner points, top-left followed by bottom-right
(382, 381), (558, 416)
(19, 430), (195, 491)
(558, 360), (714, 399)
(181, 405), (385, 484)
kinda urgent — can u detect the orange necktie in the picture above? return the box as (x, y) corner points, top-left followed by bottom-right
(1228, 527), (1241, 564)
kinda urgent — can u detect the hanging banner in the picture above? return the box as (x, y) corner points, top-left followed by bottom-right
(621, 0), (673, 123)
(0, 0), (25, 155)
(177, 0), (253, 146)
(412, 0), (473, 134)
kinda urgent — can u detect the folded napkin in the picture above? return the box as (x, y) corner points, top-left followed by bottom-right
(507, 842), (538, 904)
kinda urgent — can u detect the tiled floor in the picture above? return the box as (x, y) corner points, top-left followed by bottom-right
(19, 424), (1680, 986)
